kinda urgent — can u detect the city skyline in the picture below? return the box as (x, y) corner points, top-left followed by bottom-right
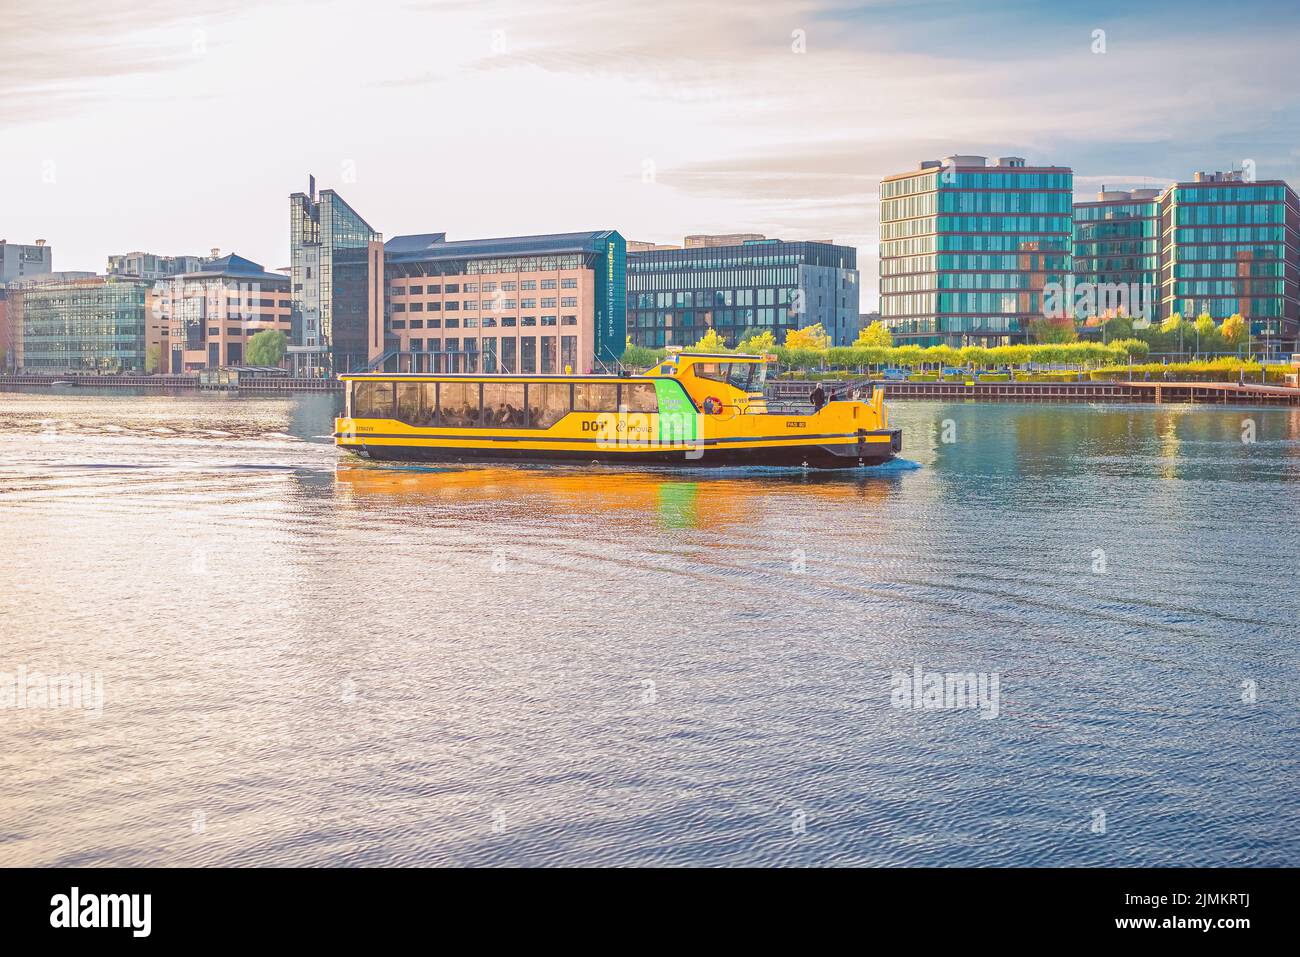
(4, 0), (1300, 309)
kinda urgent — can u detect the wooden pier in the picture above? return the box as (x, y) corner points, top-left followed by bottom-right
(769, 379), (1300, 406)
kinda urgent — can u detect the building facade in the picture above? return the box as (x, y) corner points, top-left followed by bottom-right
(152, 254), (293, 372)
(380, 231), (626, 374)
(1156, 171), (1299, 353)
(107, 251), (207, 280)
(1072, 189), (1160, 323)
(0, 239), (52, 284)
(8, 276), (152, 372)
(879, 155), (1073, 346)
(626, 237), (860, 348)
(289, 183), (384, 375)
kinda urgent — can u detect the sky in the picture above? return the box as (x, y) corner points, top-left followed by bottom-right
(3, 0), (1299, 308)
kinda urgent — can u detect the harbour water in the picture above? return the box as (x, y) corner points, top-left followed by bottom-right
(1, 388), (1296, 866)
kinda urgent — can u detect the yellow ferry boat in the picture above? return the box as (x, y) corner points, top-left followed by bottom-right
(334, 351), (901, 469)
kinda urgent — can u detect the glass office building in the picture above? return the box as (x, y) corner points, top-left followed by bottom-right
(289, 182), (383, 375)
(1072, 190), (1160, 321)
(880, 156), (1073, 346)
(1157, 171), (1299, 352)
(626, 238), (859, 348)
(11, 276), (150, 371)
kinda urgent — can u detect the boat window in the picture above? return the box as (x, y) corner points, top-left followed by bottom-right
(622, 382), (658, 413)
(727, 364), (755, 392)
(527, 382), (570, 429)
(574, 382), (618, 412)
(354, 381), (395, 419)
(439, 381), (480, 428)
(483, 382), (527, 428)
(396, 382), (420, 423)
(693, 362), (729, 384)
(419, 382), (439, 426)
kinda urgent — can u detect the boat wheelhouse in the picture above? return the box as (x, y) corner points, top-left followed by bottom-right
(334, 352), (901, 469)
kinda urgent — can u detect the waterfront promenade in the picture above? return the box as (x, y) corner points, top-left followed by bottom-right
(770, 378), (1300, 406)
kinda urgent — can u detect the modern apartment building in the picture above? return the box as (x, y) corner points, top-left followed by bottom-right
(289, 180), (384, 375)
(0, 239), (52, 284)
(626, 236), (860, 348)
(107, 251), (207, 280)
(8, 275), (152, 372)
(1072, 189), (1161, 323)
(152, 254), (293, 372)
(380, 230), (627, 374)
(879, 155), (1073, 346)
(1156, 170), (1299, 352)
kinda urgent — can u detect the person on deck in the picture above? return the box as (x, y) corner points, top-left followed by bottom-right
(809, 384), (826, 413)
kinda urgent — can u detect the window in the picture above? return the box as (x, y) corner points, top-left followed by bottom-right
(622, 382), (658, 413)
(465, 283), (478, 292)
(396, 382), (420, 422)
(410, 285), (423, 295)
(500, 337), (517, 372)
(502, 281), (516, 291)
(520, 280), (537, 290)
(439, 381), (479, 427)
(541, 298), (557, 308)
(541, 316), (557, 326)
(409, 382), (436, 425)
(392, 320), (406, 329)
(445, 283), (460, 293)
(561, 297), (578, 308)
(463, 300), (478, 310)
(502, 317), (517, 327)
(427, 284), (441, 294)
(540, 279), (557, 289)
(561, 315), (577, 326)
(354, 381), (394, 418)
(428, 302), (441, 311)
(528, 382), (568, 428)
(410, 302), (424, 312)
(521, 298), (536, 309)
(561, 278), (577, 288)
(561, 336), (576, 372)
(483, 382), (526, 427)
(574, 382), (618, 412)
(410, 319), (424, 329)
(541, 337), (556, 373)
(482, 282), (497, 293)
(445, 302), (459, 311)
(521, 316), (537, 326)
(521, 336), (536, 373)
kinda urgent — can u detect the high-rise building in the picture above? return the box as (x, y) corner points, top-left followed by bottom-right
(380, 231), (627, 374)
(1071, 189), (1161, 323)
(879, 155), (1073, 346)
(8, 275), (152, 372)
(626, 237), (859, 348)
(288, 180), (384, 375)
(107, 251), (207, 280)
(0, 239), (52, 284)
(1156, 170), (1299, 353)
(152, 254), (293, 372)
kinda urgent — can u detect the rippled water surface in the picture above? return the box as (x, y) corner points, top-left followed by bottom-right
(1, 387), (1296, 867)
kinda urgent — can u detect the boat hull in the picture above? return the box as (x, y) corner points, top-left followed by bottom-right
(339, 432), (901, 470)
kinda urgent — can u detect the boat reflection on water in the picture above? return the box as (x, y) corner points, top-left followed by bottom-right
(332, 462), (904, 531)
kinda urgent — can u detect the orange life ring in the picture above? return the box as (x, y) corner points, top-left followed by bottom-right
(703, 396), (723, 414)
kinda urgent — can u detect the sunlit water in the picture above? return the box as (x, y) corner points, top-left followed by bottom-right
(0, 387), (1296, 867)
